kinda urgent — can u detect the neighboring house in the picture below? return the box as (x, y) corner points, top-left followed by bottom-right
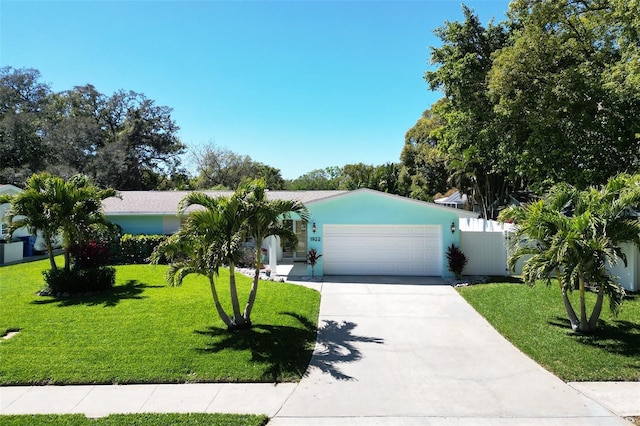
(434, 190), (468, 209)
(0, 184), (25, 238)
(102, 189), (478, 279)
(0, 184), (29, 264)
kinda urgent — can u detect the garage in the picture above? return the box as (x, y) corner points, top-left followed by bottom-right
(323, 224), (443, 276)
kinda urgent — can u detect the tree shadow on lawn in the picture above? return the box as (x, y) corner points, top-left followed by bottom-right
(548, 315), (640, 358)
(195, 313), (384, 382)
(31, 280), (158, 308)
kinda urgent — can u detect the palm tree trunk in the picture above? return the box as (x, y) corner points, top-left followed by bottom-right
(228, 262), (244, 327)
(208, 273), (233, 329)
(557, 271), (580, 331)
(64, 248), (71, 273)
(242, 248), (262, 325)
(44, 231), (57, 271)
(588, 283), (605, 332)
(579, 272), (588, 332)
(562, 290), (581, 332)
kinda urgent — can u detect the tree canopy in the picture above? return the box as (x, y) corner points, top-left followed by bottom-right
(404, 1), (640, 215)
(1, 67), (186, 190)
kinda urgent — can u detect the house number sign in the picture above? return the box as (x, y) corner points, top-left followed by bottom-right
(310, 236), (321, 242)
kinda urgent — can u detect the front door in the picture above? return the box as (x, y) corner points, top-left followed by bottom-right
(282, 220), (307, 261)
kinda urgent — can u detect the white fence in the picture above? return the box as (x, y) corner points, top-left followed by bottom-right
(458, 219), (639, 292)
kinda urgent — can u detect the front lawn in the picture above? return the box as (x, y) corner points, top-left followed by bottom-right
(458, 281), (640, 381)
(0, 259), (320, 385)
(0, 413), (267, 426)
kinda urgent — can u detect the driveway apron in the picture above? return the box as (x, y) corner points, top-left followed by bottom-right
(275, 279), (626, 424)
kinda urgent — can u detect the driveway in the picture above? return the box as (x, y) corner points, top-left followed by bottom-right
(273, 278), (627, 425)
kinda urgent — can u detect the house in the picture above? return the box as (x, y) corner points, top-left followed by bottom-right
(434, 190), (468, 209)
(102, 189), (478, 279)
(101, 188), (639, 289)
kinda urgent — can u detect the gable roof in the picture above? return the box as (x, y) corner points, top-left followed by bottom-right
(102, 190), (348, 215)
(305, 188), (479, 218)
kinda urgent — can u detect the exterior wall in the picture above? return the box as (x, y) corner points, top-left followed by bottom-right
(307, 191), (463, 277)
(109, 215), (165, 235)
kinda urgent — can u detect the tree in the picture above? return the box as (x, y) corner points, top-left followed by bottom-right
(0, 68), (186, 190)
(286, 167), (342, 190)
(151, 192), (244, 329)
(151, 180), (308, 330)
(191, 143), (284, 190)
(0, 67), (52, 185)
(239, 180), (309, 325)
(399, 103), (449, 201)
(488, 0), (640, 189)
(425, 6), (514, 218)
(0, 173), (118, 272)
(500, 173), (640, 334)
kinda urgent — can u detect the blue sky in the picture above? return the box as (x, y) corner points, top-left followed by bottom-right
(1, 0), (510, 180)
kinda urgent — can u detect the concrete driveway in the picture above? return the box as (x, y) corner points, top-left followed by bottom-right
(273, 278), (628, 425)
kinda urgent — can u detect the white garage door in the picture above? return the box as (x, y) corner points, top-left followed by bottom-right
(323, 225), (443, 276)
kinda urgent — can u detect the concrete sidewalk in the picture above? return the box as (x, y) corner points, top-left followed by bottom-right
(1, 280), (638, 424)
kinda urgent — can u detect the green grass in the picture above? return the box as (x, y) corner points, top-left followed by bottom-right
(0, 413), (267, 425)
(458, 281), (640, 381)
(0, 258), (320, 385)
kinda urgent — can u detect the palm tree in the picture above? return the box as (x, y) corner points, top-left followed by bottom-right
(151, 180), (310, 330)
(500, 174), (640, 334)
(239, 180), (309, 326)
(150, 203), (238, 328)
(0, 173), (117, 272)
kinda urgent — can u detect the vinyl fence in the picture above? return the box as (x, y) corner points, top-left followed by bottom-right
(458, 218), (639, 292)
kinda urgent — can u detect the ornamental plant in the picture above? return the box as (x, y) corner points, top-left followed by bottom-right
(446, 244), (467, 279)
(307, 248), (322, 278)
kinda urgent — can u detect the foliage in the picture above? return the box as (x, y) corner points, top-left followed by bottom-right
(307, 248), (322, 278)
(151, 179), (309, 330)
(0, 413), (269, 426)
(190, 142), (285, 190)
(446, 244), (468, 279)
(239, 179), (310, 325)
(458, 282), (640, 381)
(70, 240), (110, 269)
(425, 6), (513, 218)
(0, 259), (321, 385)
(0, 67), (186, 189)
(115, 234), (168, 264)
(0, 173), (118, 273)
(0, 67), (51, 185)
(421, 1), (640, 210)
(286, 166), (343, 190)
(43, 266), (116, 295)
(499, 173), (640, 333)
(399, 102), (450, 201)
(487, 0), (640, 189)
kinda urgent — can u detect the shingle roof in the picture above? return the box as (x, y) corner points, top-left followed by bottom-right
(102, 190), (348, 215)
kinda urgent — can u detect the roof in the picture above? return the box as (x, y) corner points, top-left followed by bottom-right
(0, 184), (23, 196)
(103, 189), (480, 218)
(304, 188), (479, 218)
(434, 190), (467, 206)
(102, 190), (348, 215)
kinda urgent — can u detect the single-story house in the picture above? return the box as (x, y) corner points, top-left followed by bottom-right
(102, 189), (479, 279)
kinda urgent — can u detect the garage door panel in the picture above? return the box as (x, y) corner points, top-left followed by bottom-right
(323, 225), (442, 276)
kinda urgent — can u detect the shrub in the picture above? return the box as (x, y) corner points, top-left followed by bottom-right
(115, 234), (168, 264)
(43, 266), (116, 295)
(446, 244), (468, 279)
(71, 240), (110, 269)
(236, 246), (257, 268)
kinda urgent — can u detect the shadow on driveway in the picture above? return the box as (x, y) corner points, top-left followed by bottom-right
(309, 319), (384, 381)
